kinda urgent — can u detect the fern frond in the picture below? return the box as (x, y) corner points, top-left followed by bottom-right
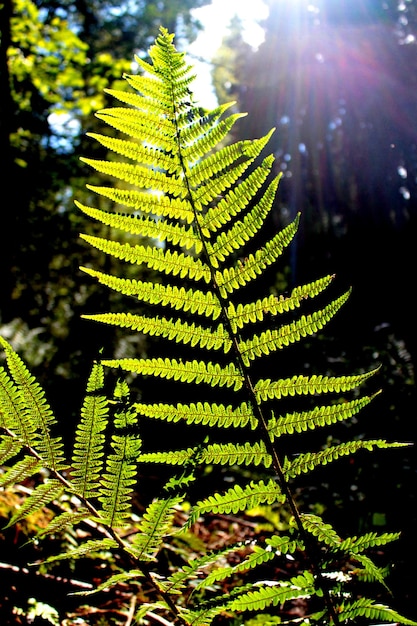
(84, 187), (195, 223)
(70, 363), (108, 499)
(101, 358), (244, 391)
(228, 571), (316, 612)
(340, 530), (401, 554)
(0, 436), (23, 464)
(76, 201), (202, 253)
(83, 313), (232, 353)
(0, 338), (65, 470)
(255, 368), (379, 402)
(133, 401), (257, 429)
(337, 598), (417, 625)
(129, 496), (183, 562)
(140, 442), (271, 468)
(79, 235), (211, 282)
(0, 455), (42, 488)
(269, 394), (378, 439)
(189, 131), (274, 189)
(80, 267), (222, 320)
(4, 479), (63, 528)
(239, 290), (351, 365)
(163, 545), (240, 593)
(191, 479), (285, 521)
(201, 155), (275, 232)
(98, 432), (141, 527)
(284, 439), (406, 478)
(44, 538), (119, 564)
(349, 553), (392, 590)
(228, 274), (336, 332)
(36, 510), (90, 540)
(72, 569), (144, 596)
(207, 176), (281, 267)
(215, 215), (300, 297)
(196, 535), (301, 592)
(299, 513), (341, 547)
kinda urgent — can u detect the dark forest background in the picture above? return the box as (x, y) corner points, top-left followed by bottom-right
(0, 0), (416, 620)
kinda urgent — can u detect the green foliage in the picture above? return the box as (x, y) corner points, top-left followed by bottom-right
(0, 27), (414, 626)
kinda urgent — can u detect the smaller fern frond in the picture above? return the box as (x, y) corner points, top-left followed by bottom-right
(228, 274), (335, 332)
(268, 394), (379, 439)
(339, 530), (401, 554)
(239, 290), (351, 365)
(206, 176), (281, 268)
(227, 571), (316, 613)
(98, 433), (141, 527)
(255, 368), (379, 402)
(0, 338), (66, 470)
(133, 401), (257, 429)
(36, 510), (90, 540)
(76, 201), (202, 254)
(4, 479), (63, 528)
(80, 267), (222, 320)
(337, 598), (417, 626)
(299, 513), (341, 547)
(101, 358), (244, 391)
(43, 538), (119, 564)
(284, 439), (406, 478)
(70, 363), (108, 499)
(84, 187), (195, 223)
(140, 442), (272, 468)
(0, 437), (23, 465)
(129, 496), (183, 562)
(79, 235), (211, 283)
(215, 215), (300, 297)
(83, 313), (232, 354)
(190, 479), (285, 523)
(202, 155), (275, 232)
(0, 456), (42, 488)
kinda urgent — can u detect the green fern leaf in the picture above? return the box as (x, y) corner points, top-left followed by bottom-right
(101, 358), (244, 391)
(130, 496), (183, 561)
(269, 394), (378, 439)
(202, 155), (275, 232)
(284, 439), (406, 478)
(80, 267), (222, 320)
(337, 598), (417, 625)
(36, 510), (90, 540)
(72, 569), (144, 596)
(215, 215), (300, 297)
(255, 368), (379, 402)
(0, 338), (66, 470)
(340, 530), (401, 554)
(79, 235), (211, 282)
(5, 479), (63, 528)
(98, 433), (141, 527)
(0, 455), (42, 488)
(0, 436), (23, 464)
(70, 363), (108, 499)
(228, 274), (335, 332)
(83, 313), (232, 353)
(43, 538), (118, 564)
(76, 201), (202, 253)
(191, 479), (285, 520)
(133, 401), (257, 429)
(300, 513), (341, 547)
(239, 290), (351, 365)
(228, 571), (316, 612)
(84, 187), (195, 223)
(207, 176), (281, 268)
(350, 553), (392, 590)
